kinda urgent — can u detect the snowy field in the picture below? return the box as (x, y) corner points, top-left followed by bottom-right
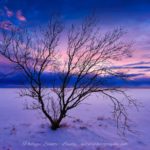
(0, 89), (150, 150)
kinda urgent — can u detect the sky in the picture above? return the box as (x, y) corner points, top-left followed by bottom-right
(0, 0), (150, 87)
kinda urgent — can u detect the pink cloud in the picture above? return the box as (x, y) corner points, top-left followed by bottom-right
(4, 7), (14, 17)
(16, 10), (26, 21)
(0, 20), (18, 30)
(0, 20), (15, 30)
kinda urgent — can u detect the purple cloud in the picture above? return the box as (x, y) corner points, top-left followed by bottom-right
(4, 6), (13, 17)
(125, 61), (150, 66)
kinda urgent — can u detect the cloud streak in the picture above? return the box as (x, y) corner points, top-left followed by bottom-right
(4, 6), (13, 17)
(124, 61), (150, 66)
(16, 10), (26, 21)
(111, 66), (150, 70)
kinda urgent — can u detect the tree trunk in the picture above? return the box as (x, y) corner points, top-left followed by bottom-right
(51, 120), (61, 130)
(50, 113), (65, 130)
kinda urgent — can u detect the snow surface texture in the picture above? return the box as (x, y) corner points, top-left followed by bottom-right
(0, 89), (150, 150)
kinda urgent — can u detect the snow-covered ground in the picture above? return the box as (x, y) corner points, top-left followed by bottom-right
(0, 89), (150, 150)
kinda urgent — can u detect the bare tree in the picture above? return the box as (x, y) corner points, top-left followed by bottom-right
(0, 15), (63, 128)
(0, 15), (137, 134)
